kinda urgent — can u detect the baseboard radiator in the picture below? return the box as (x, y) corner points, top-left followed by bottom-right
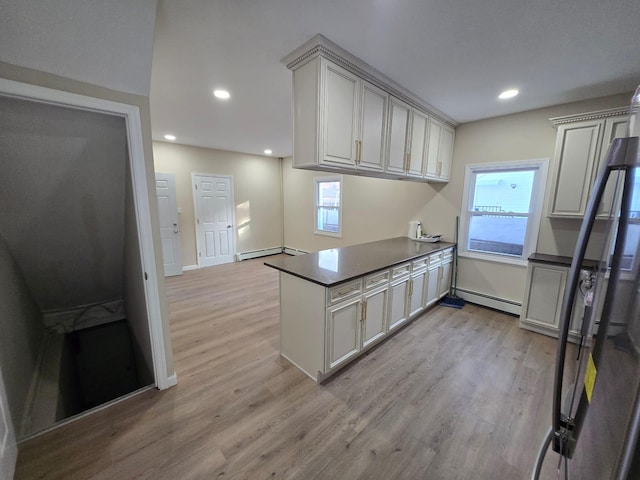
(236, 247), (284, 261)
(455, 288), (522, 316)
(282, 247), (309, 256)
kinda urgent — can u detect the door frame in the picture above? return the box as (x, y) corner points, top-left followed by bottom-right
(191, 173), (236, 268)
(0, 78), (175, 391)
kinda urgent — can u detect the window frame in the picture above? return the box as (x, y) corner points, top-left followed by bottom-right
(314, 175), (343, 238)
(459, 159), (548, 266)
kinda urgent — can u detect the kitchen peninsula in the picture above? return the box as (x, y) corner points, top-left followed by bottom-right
(265, 237), (454, 382)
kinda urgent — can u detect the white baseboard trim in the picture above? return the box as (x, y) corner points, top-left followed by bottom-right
(236, 247), (283, 261)
(182, 264), (198, 271)
(283, 247), (309, 256)
(456, 288), (522, 316)
(42, 300), (125, 333)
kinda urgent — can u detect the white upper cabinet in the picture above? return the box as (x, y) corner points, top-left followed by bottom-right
(358, 81), (388, 172)
(548, 108), (629, 218)
(407, 109), (428, 178)
(596, 115), (629, 218)
(284, 34), (456, 183)
(548, 119), (603, 217)
(293, 56), (389, 173)
(322, 61), (359, 167)
(386, 97), (411, 175)
(425, 117), (455, 182)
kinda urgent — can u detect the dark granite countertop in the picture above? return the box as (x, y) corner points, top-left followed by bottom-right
(265, 237), (455, 287)
(528, 253), (600, 270)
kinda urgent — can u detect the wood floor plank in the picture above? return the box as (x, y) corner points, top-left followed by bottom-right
(15, 255), (566, 479)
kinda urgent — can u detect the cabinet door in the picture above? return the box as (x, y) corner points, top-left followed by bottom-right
(425, 265), (440, 307)
(326, 296), (361, 371)
(388, 276), (409, 330)
(362, 286), (388, 349)
(358, 81), (388, 172)
(408, 270), (427, 317)
(596, 115), (629, 218)
(407, 110), (427, 178)
(438, 260), (452, 298)
(425, 117), (442, 178)
(521, 263), (567, 330)
(437, 125), (455, 181)
(321, 60), (359, 167)
(548, 120), (604, 217)
(386, 97), (410, 175)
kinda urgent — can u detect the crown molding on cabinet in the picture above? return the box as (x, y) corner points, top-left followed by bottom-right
(549, 106), (629, 126)
(281, 34), (458, 129)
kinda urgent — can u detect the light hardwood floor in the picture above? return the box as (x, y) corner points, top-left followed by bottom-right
(15, 255), (568, 479)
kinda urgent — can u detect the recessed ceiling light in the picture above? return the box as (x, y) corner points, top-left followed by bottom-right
(264, 149), (272, 155)
(213, 89), (230, 99)
(164, 134), (176, 141)
(498, 89), (519, 100)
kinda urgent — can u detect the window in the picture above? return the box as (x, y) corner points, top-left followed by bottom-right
(460, 159), (548, 265)
(315, 176), (342, 237)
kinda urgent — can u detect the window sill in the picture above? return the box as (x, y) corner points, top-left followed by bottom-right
(314, 230), (342, 238)
(458, 250), (528, 267)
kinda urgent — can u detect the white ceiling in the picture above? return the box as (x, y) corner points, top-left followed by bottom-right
(0, 0), (158, 96)
(150, 0), (640, 158)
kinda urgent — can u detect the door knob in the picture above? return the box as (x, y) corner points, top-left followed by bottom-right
(173, 222), (179, 234)
(227, 225), (233, 228)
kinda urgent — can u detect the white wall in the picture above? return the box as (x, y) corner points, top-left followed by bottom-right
(423, 92), (633, 304)
(282, 157), (436, 252)
(0, 235), (44, 433)
(153, 141), (284, 267)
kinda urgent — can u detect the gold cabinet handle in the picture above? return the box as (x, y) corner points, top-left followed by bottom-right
(405, 152), (411, 171)
(355, 140), (362, 164)
(437, 161), (442, 176)
(409, 279), (414, 297)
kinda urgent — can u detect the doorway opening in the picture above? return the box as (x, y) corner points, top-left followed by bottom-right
(0, 79), (173, 446)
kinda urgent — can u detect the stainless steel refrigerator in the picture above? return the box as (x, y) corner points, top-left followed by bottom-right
(532, 85), (640, 479)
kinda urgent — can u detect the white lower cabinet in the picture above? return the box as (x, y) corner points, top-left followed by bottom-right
(426, 264), (440, 307)
(438, 256), (453, 299)
(361, 285), (388, 348)
(521, 263), (567, 331)
(326, 296), (362, 371)
(279, 246), (454, 382)
(388, 274), (410, 331)
(408, 267), (427, 317)
(326, 282), (389, 373)
(519, 260), (593, 341)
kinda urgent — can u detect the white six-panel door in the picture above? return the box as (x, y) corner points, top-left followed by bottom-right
(155, 172), (183, 276)
(193, 174), (235, 267)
